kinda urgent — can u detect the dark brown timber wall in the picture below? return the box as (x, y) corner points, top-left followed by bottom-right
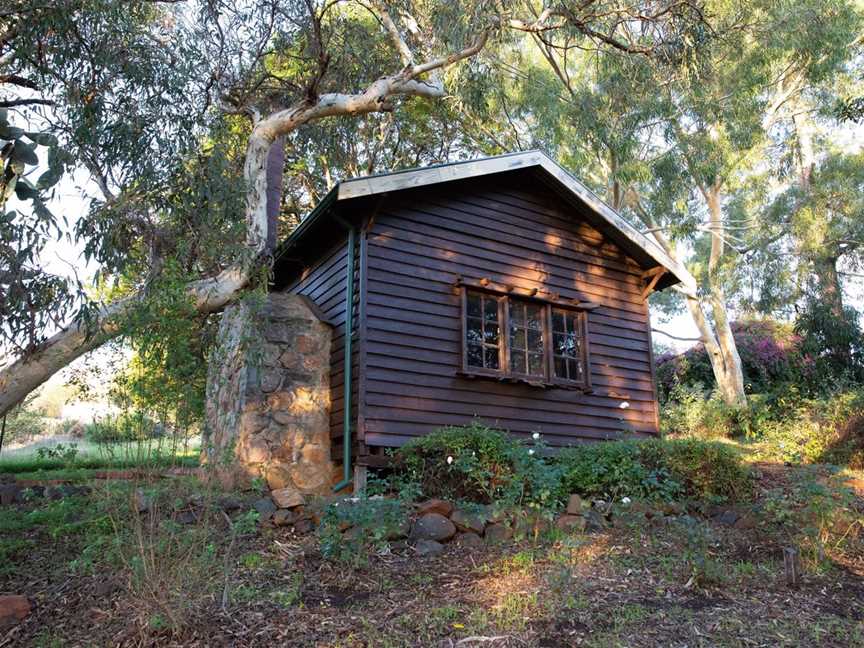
(359, 176), (660, 450)
(282, 231), (358, 459)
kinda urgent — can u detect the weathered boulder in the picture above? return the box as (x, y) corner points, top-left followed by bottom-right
(454, 532), (483, 548)
(411, 513), (456, 542)
(451, 508), (487, 535)
(0, 484), (20, 506)
(253, 497), (277, 520)
(384, 517), (411, 541)
(271, 487), (305, 509)
(566, 494), (587, 515)
(583, 509), (608, 532)
(0, 595), (30, 628)
(556, 514), (587, 533)
(294, 517), (315, 535)
(176, 510), (199, 525)
(484, 523), (513, 543)
(713, 509), (740, 527)
(513, 513), (551, 539)
(134, 488), (152, 514)
(273, 509), (296, 527)
(414, 539), (444, 556)
(417, 499), (454, 517)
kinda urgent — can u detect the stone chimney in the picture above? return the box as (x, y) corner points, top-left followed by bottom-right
(203, 292), (334, 494)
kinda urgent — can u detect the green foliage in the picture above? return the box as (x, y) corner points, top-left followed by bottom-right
(392, 421), (558, 507)
(111, 262), (216, 434)
(556, 438), (752, 503)
(795, 297), (864, 388)
(318, 497), (409, 566)
(392, 422), (750, 507)
(0, 399), (49, 444)
(664, 381), (864, 468)
(761, 466), (861, 570)
(84, 411), (158, 443)
(35, 442), (79, 463)
(660, 384), (738, 438)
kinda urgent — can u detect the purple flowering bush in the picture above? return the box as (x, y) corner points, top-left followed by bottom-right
(657, 319), (809, 403)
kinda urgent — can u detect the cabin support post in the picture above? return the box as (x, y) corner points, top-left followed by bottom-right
(333, 222), (356, 492)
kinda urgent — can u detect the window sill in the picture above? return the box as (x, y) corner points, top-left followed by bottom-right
(457, 370), (592, 392)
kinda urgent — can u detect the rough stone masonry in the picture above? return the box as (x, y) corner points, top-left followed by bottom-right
(203, 292), (335, 495)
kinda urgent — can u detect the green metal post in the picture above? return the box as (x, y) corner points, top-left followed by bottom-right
(333, 225), (356, 492)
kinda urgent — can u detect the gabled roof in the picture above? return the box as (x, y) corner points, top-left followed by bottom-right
(279, 150), (696, 294)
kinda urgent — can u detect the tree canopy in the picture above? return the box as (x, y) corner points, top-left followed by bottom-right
(1, 0), (863, 419)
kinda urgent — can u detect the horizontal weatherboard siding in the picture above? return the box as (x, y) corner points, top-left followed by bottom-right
(358, 176), (660, 449)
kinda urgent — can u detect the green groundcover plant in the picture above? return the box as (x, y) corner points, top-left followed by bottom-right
(392, 422), (752, 507)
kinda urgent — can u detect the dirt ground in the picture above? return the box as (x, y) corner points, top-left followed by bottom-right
(1, 466), (862, 648)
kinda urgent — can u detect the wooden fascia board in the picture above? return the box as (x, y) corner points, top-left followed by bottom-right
(534, 156), (697, 295)
(334, 150), (697, 294)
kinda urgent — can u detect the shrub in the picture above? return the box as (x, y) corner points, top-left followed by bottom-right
(556, 438), (752, 503)
(318, 497), (410, 565)
(1, 404), (49, 445)
(749, 389), (864, 466)
(660, 384), (738, 438)
(794, 297), (864, 389)
(84, 411), (159, 443)
(392, 421), (558, 507)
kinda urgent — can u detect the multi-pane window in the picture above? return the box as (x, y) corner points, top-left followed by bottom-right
(552, 309), (585, 383)
(509, 301), (545, 377)
(465, 292), (501, 371)
(462, 288), (590, 388)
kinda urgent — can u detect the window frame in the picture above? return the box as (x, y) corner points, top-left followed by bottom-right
(459, 284), (592, 391)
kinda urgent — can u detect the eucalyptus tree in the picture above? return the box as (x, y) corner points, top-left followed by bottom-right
(0, 0), (709, 417)
(501, 0), (861, 406)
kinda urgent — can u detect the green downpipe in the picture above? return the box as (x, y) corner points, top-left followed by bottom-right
(333, 225), (356, 492)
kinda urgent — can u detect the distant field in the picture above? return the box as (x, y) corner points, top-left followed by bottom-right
(0, 434), (201, 476)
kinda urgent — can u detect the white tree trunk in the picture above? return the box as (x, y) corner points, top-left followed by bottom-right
(0, 18), (489, 418)
(632, 188), (747, 407)
(704, 185), (747, 406)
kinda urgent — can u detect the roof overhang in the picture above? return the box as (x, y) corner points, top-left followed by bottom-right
(279, 150), (697, 295)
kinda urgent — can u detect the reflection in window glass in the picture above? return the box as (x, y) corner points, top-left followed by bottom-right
(552, 308), (584, 382)
(466, 292), (500, 370)
(509, 300), (545, 376)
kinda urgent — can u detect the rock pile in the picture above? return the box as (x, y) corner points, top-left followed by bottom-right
(404, 494), (607, 556)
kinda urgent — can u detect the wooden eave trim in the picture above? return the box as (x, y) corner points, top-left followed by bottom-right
(332, 150), (698, 295)
(455, 277), (600, 311)
(641, 268), (667, 300)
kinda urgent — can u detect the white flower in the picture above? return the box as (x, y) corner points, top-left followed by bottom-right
(619, 401), (630, 409)
(621, 497), (631, 505)
(528, 449), (535, 455)
(532, 432), (541, 440)
(446, 455), (454, 465)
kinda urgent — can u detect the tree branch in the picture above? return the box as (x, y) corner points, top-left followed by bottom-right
(0, 97), (54, 108)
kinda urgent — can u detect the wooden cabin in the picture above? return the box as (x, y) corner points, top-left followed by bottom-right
(272, 151), (695, 470)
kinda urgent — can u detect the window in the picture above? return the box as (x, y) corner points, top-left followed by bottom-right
(461, 286), (591, 389)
